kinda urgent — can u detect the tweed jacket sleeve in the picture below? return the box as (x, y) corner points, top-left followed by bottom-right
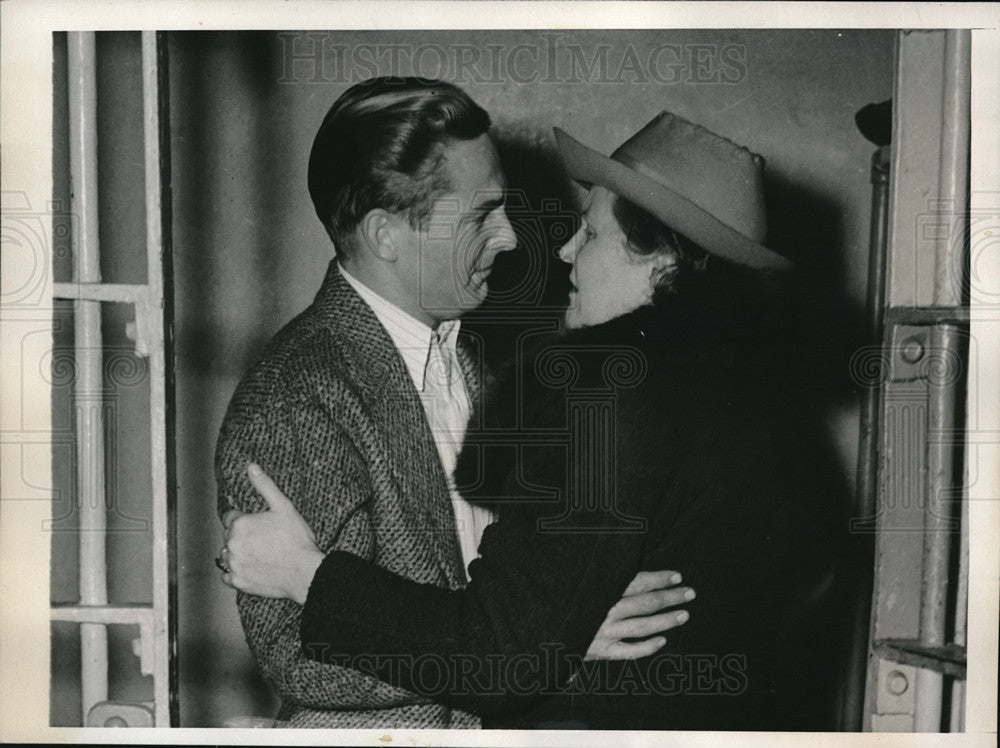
(216, 368), (427, 712)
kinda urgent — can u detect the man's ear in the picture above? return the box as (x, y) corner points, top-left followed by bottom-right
(358, 209), (407, 262)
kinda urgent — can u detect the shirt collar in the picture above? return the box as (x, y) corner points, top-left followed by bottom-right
(339, 264), (461, 391)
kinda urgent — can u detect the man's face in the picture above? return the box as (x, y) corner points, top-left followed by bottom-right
(396, 134), (516, 325)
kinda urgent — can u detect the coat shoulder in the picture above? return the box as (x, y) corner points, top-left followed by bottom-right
(219, 300), (383, 438)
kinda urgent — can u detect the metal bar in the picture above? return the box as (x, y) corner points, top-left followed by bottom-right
(954, 433), (970, 655)
(141, 30), (179, 727)
(885, 306), (971, 326)
(948, 339), (970, 733)
(53, 282), (149, 304)
(933, 30), (971, 307)
(931, 29), (970, 733)
(950, 430), (970, 732)
(842, 146), (891, 731)
(949, 477), (969, 732)
(873, 639), (966, 679)
(953, 488), (970, 652)
(866, 30), (973, 732)
(51, 604), (157, 679)
(51, 605), (153, 626)
(850, 149), (891, 527)
(67, 30), (109, 721)
(866, 147), (892, 349)
(915, 323), (963, 731)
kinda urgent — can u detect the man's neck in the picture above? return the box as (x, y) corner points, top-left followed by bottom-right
(338, 258), (438, 329)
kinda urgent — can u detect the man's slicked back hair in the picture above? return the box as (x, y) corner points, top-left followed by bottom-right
(308, 77), (492, 251)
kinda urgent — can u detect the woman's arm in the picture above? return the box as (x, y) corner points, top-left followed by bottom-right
(301, 518), (661, 715)
(224, 463), (691, 715)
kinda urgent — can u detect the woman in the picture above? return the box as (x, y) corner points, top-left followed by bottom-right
(222, 112), (845, 730)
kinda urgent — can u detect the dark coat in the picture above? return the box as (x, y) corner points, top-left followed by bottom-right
(300, 272), (849, 730)
(216, 262), (479, 728)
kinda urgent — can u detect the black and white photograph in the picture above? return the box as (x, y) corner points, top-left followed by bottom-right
(1, 2), (998, 745)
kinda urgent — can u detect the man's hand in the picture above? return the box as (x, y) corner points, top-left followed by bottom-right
(220, 463), (325, 605)
(584, 570), (694, 661)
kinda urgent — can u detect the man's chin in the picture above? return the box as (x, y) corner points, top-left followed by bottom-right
(463, 279), (490, 306)
(432, 299), (485, 322)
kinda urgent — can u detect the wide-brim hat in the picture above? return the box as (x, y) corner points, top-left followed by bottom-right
(554, 112), (792, 271)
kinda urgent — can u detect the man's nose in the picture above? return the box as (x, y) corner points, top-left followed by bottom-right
(490, 209), (517, 253)
(558, 226), (585, 264)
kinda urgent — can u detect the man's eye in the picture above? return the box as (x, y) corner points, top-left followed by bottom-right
(463, 211), (488, 229)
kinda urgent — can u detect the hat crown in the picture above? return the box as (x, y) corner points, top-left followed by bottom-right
(555, 110), (790, 270)
(611, 112), (767, 243)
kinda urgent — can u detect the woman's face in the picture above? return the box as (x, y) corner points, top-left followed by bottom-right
(559, 187), (662, 330)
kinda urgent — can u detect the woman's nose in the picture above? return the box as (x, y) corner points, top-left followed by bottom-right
(558, 226), (585, 264)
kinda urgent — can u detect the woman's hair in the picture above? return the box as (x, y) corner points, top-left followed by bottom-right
(609, 194), (795, 361)
(610, 195), (711, 301)
(308, 77), (491, 253)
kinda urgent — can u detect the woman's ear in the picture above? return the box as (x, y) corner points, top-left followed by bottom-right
(649, 252), (679, 294)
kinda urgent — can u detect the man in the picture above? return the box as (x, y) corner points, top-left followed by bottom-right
(216, 77), (685, 728)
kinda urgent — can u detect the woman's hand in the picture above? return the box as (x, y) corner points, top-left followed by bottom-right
(219, 463), (325, 605)
(584, 570), (694, 661)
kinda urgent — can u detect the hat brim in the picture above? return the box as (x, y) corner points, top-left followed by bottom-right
(554, 128), (792, 271)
